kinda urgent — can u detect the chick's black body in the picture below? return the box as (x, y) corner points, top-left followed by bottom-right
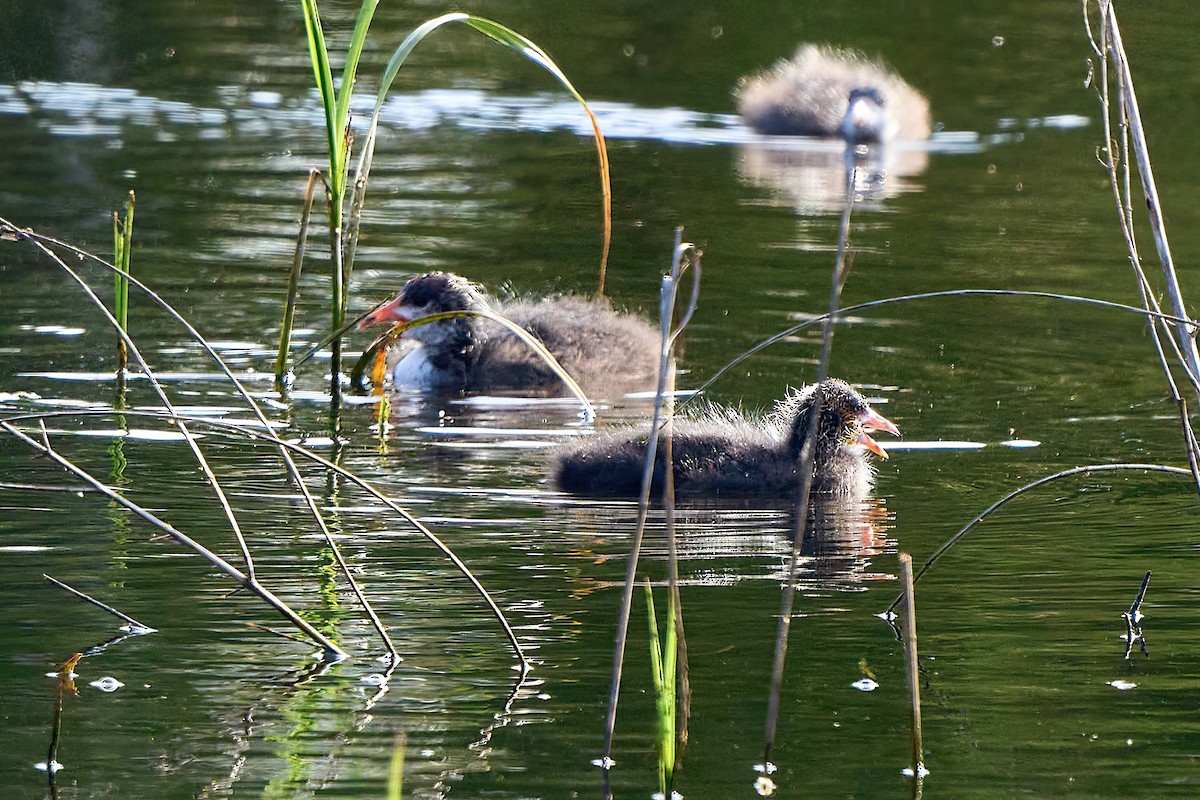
(736, 44), (931, 141)
(360, 272), (660, 398)
(554, 379), (898, 498)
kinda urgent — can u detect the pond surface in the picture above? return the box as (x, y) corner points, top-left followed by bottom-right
(4, 0), (1200, 797)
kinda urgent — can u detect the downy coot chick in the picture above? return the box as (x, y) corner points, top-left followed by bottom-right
(736, 44), (931, 142)
(553, 378), (899, 498)
(358, 272), (660, 398)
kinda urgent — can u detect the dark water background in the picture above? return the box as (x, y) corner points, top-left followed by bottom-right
(4, 0), (1200, 797)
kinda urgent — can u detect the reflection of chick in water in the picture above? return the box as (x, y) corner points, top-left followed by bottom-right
(737, 141), (930, 214)
(556, 496), (894, 597)
(797, 494), (894, 587)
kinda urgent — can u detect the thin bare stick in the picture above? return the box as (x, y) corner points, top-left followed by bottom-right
(1174, 399), (1200, 498)
(1096, 0), (1200, 384)
(3, 422), (347, 658)
(763, 157), (858, 766)
(680, 288), (1197, 418)
(898, 554), (924, 781)
(2, 221), (398, 657)
(43, 574), (157, 632)
(275, 168), (326, 387)
(4, 408), (529, 670)
(4, 224), (259, 582)
(886, 463), (1191, 615)
(600, 230), (699, 776)
(1085, 0), (1200, 491)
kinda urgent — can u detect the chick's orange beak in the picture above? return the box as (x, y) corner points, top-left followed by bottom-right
(856, 431), (890, 459)
(856, 406), (900, 459)
(861, 407), (900, 437)
(357, 295), (410, 330)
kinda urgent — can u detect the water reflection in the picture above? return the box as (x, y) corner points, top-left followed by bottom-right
(799, 495), (894, 588)
(555, 494), (893, 598)
(4, 0), (1199, 794)
(737, 139), (929, 214)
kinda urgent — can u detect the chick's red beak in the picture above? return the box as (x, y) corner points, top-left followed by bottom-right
(856, 406), (900, 459)
(861, 407), (900, 437)
(357, 295), (410, 330)
(856, 431), (890, 459)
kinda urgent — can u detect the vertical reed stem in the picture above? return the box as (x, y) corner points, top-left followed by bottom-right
(898, 552), (924, 780)
(112, 190), (134, 391)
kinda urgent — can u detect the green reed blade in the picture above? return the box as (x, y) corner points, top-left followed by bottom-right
(112, 190), (134, 332)
(386, 732), (406, 800)
(645, 579), (678, 795)
(335, 0), (380, 138)
(298, 0), (342, 202)
(351, 13), (612, 290)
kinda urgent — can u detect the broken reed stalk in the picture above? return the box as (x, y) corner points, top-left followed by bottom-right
(274, 168), (328, 389)
(898, 553), (924, 780)
(0, 222), (408, 658)
(762, 152), (859, 767)
(3, 421), (347, 658)
(1085, 0), (1200, 491)
(6, 406), (530, 670)
(599, 230), (699, 778)
(1126, 569), (1151, 619)
(885, 463), (1191, 616)
(1121, 570), (1151, 659)
(43, 574), (157, 633)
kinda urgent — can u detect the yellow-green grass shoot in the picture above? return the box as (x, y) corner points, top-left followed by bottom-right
(298, 0), (377, 331)
(112, 190), (135, 366)
(645, 578), (678, 797)
(386, 732), (406, 800)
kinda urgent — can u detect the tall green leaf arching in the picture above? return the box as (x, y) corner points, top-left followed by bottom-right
(347, 13), (612, 295)
(279, 8), (612, 401)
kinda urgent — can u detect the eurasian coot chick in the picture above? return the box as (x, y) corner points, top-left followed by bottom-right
(736, 44), (931, 142)
(358, 272), (660, 398)
(553, 378), (899, 498)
